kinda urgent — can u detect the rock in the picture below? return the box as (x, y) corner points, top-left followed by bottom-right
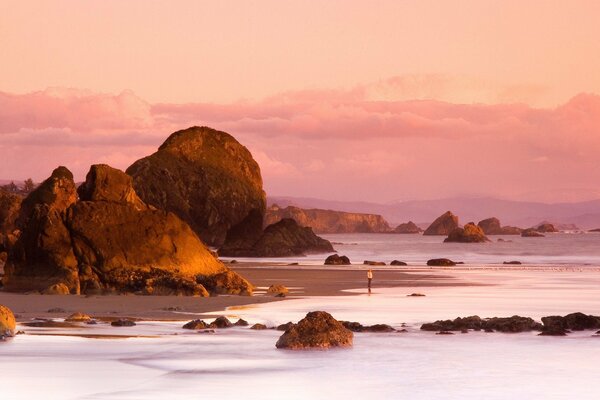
(182, 319), (208, 330)
(589, 228), (600, 233)
(541, 313), (600, 334)
(421, 316), (484, 331)
(477, 218), (522, 235)
(390, 260), (407, 266)
(460, 329), (469, 334)
(324, 254), (351, 265)
(234, 318), (249, 326)
(503, 261), (522, 265)
(444, 223), (490, 243)
(363, 260), (386, 266)
(275, 311), (353, 349)
(250, 323), (267, 330)
(436, 331), (454, 335)
(4, 165), (252, 296)
(197, 270), (253, 296)
(265, 205), (391, 233)
(127, 126), (266, 247)
(393, 221), (423, 234)
(267, 284), (289, 296)
(427, 258), (456, 266)
(421, 315), (542, 333)
(276, 322), (295, 331)
(111, 319), (136, 327)
(521, 228), (545, 237)
(220, 218), (334, 257)
(423, 211), (459, 236)
(0, 189), (22, 245)
(341, 321), (395, 333)
(0, 305), (16, 339)
(407, 293), (426, 297)
(42, 283), (71, 295)
(535, 223), (559, 233)
(65, 312), (92, 322)
(23, 319), (81, 328)
(209, 316), (233, 329)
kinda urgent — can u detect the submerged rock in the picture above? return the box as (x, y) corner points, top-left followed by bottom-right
(0, 305), (16, 339)
(423, 211), (459, 236)
(275, 311), (353, 349)
(427, 258), (456, 266)
(541, 312), (600, 334)
(324, 254), (351, 265)
(444, 223), (490, 243)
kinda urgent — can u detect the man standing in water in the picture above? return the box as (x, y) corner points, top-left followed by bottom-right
(367, 269), (373, 293)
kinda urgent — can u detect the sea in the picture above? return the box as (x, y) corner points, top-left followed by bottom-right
(1, 232), (600, 399)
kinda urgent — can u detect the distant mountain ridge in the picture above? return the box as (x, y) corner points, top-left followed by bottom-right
(268, 196), (600, 230)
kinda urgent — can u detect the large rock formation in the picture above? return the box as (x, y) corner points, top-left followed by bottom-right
(3, 165), (251, 296)
(444, 223), (490, 243)
(275, 311), (353, 349)
(423, 211), (459, 235)
(265, 205), (391, 233)
(535, 223), (559, 233)
(393, 221), (423, 234)
(477, 218), (522, 235)
(127, 126), (266, 246)
(219, 218), (334, 257)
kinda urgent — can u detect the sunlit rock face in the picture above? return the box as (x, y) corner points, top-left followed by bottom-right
(275, 311), (353, 350)
(423, 211), (459, 236)
(444, 223), (490, 243)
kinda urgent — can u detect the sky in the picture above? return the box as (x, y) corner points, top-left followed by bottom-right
(1, 1), (600, 203)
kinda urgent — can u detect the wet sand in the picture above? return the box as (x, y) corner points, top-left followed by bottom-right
(0, 262), (469, 321)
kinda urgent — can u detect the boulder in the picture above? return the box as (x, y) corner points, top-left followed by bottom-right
(127, 126), (266, 246)
(182, 319), (208, 330)
(341, 321), (395, 333)
(390, 260), (407, 266)
(444, 223), (490, 243)
(521, 228), (545, 237)
(0, 305), (16, 339)
(535, 223), (558, 233)
(363, 260), (386, 266)
(219, 218), (334, 257)
(477, 218), (522, 235)
(234, 318), (249, 326)
(393, 221), (423, 234)
(250, 323), (267, 330)
(209, 316), (233, 329)
(324, 254), (351, 265)
(267, 284), (289, 296)
(111, 319), (136, 327)
(421, 315), (541, 333)
(423, 211), (459, 236)
(275, 311), (353, 349)
(276, 322), (295, 331)
(407, 293), (426, 297)
(196, 270), (253, 296)
(541, 313), (600, 333)
(503, 261), (522, 265)
(65, 312), (92, 322)
(427, 258), (456, 266)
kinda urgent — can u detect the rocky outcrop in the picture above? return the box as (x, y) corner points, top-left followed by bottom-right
(390, 260), (407, 266)
(219, 218), (333, 257)
(477, 218), (522, 235)
(267, 284), (289, 296)
(0, 190), (22, 236)
(0, 305), (16, 339)
(183, 319), (208, 330)
(421, 315), (542, 333)
(541, 312), (600, 332)
(127, 126), (266, 246)
(275, 311), (353, 349)
(444, 223), (490, 243)
(423, 211), (459, 235)
(265, 205), (391, 233)
(535, 223), (558, 233)
(521, 228), (545, 237)
(341, 321), (395, 333)
(324, 254), (351, 265)
(427, 258), (456, 266)
(3, 164), (251, 296)
(393, 221), (423, 234)
(364, 260), (385, 266)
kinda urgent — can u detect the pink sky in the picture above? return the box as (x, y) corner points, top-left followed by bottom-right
(1, 1), (600, 202)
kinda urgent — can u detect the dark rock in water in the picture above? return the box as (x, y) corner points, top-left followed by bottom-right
(421, 315), (484, 331)
(541, 313), (600, 333)
(23, 319), (82, 328)
(393, 221), (423, 234)
(276, 322), (295, 331)
(535, 223), (558, 233)
(220, 218), (333, 257)
(341, 321), (395, 333)
(127, 126), (266, 247)
(390, 260), (407, 266)
(407, 293), (426, 297)
(199, 329), (216, 334)
(275, 311), (353, 349)
(427, 258), (456, 266)
(589, 228), (600, 233)
(324, 254), (351, 265)
(461, 329), (469, 334)
(234, 318), (249, 326)
(209, 316), (233, 329)
(503, 261), (522, 265)
(111, 319), (136, 327)
(182, 319), (208, 330)
(4, 164), (252, 296)
(423, 211), (459, 236)
(436, 331), (454, 335)
(363, 260), (386, 266)
(421, 315), (541, 333)
(521, 228), (545, 237)
(444, 223), (490, 243)
(477, 218), (522, 235)
(250, 323), (267, 330)
(0, 305), (16, 339)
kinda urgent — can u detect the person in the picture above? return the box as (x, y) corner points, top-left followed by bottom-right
(367, 269), (373, 292)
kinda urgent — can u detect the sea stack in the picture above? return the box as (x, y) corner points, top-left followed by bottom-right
(444, 223), (490, 243)
(423, 211), (459, 235)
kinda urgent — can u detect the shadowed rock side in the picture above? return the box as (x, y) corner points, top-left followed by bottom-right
(477, 217), (522, 235)
(220, 218), (334, 257)
(393, 221), (423, 234)
(276, 311), (353, 349)
(324, 254), (351, 265)
(264, 204), (391, 233)
(423, 211), (459, 235)
(421, 315), (542, 333)
(444, 223), (490, 243)
(0, 190), (22, 257)
(127, 126), (266, 246)
(3, 164), (251, 296)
